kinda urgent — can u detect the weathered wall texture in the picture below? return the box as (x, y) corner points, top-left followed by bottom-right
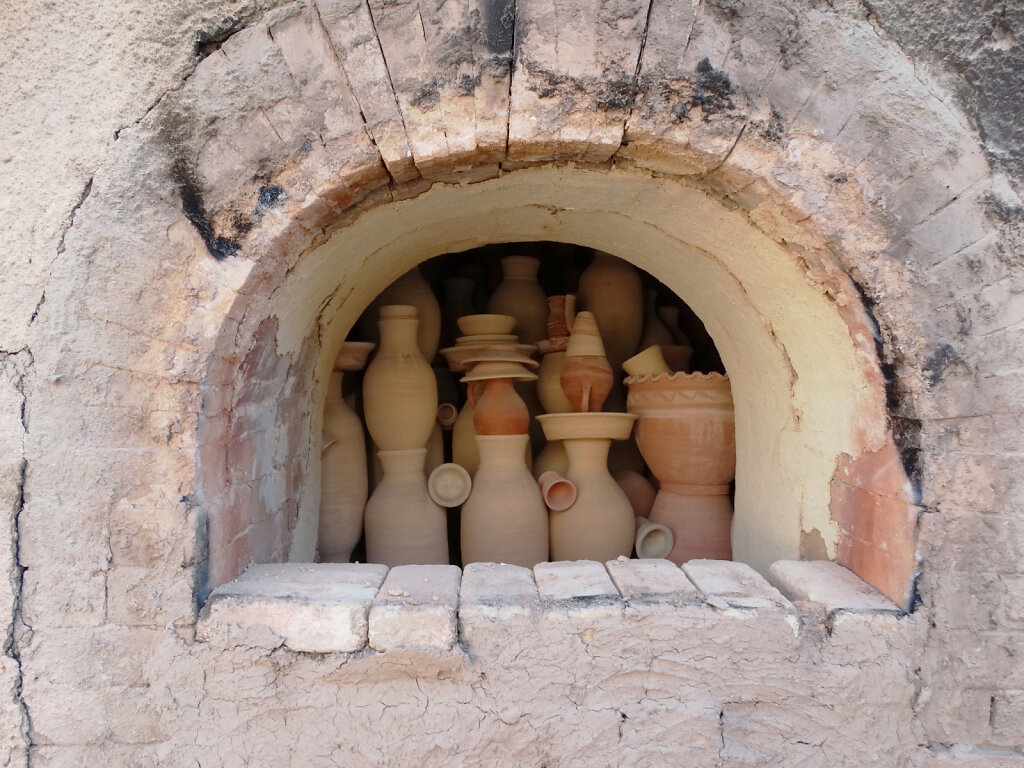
(1, 0), (1022, 764)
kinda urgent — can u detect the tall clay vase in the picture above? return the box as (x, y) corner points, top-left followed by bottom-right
(461, 434), (549, 568)
(487, 255), (548, 344)
(363, 305), (438, 451)
(364, 448), (449, 566)
(626, 372), (736, 564)
(319, 370), (368, 563)
(538, 413), (637, 562)
(378, 267), (442, 362)
(577, 251), (643, 372)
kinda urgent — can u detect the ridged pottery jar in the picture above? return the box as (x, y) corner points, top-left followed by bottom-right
(537, 412), (637, 562)
(487, 256), (548, 344)
(364, 448), (449, 566)
(378, 267), (442, 362)
(319, 342), (374, 563)
(363, 305), (438, 451)
(626, 372), (736, 563)
(577, 251), (643, 371)
(461, 434), (549, 567)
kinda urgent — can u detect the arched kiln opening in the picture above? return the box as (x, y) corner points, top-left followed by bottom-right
(197, 166), (919, 608)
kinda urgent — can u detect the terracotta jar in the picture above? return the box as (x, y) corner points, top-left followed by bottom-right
(363, 305), (438, 452)
(318, 341), (375, 563)
(560, 311), (613, 413)
(614, 469), (657, 519)
(364, 448), (449, 566)
(378, 266), (442, 362)
(461, 434), (549, 568)
(487, 255), (548, 344)
(640, 290), (675, 349)
(537, 412), (637, 562)
(626, 372), (735, 563)
(577, 251), (643, 371)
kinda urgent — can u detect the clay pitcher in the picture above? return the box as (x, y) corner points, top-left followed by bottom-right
(378, 266), (442, 362)
(363, 305), (438, 451)
(461, 434), (549, 568)
(487, 255), (548, 344)
(364, 448), (449, 566)
(560, 311), (613, 413)
(577, 251), (643, 372)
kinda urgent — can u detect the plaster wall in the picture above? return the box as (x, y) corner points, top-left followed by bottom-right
(1, 0), (1023, 764)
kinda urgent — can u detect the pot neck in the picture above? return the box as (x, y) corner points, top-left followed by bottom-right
(501, 255), (539, 281)
(476, 434), (530, 467)
(562, 437), (613, 470)
(377, 448), (428, 477)
(378, 313), (421, 355)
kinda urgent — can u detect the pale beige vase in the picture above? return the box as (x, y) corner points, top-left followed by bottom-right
(577, 251), (643, 372)
(487, 255), (548, 344)
(538, 413), (636, 562)
(626, 372), (736, 564)
(364, 448), (449, 566)
(363, 305), (438, 452)
(452, 398), (480, 477)
(319, 370), (368, 563)
(461, 434), (549, 568)
(533, 437), (569, 479)
(378, 266), (442, 362)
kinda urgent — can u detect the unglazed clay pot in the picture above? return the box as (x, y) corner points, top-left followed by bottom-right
(545, 294), (576, 340)
(363, 305), (438, 452)
(614, 469), (657, 519)
(462, 355), (538, 434)
(623, 345), (672, 378)
(657, 305), (692, 347)
(364, 448), (449, 566)
(461, 434), (549, 568)
(378, 266), (442, 362)
(537, 339), (572, 414)
(318, 341), (375, 563)
(426, 421), (445, 474)
(560, 311), (613, 413)
(538, 471), (577, 512)
(626, 372), (736, 563)
(487, 255), (548, 344)
(452, 398), (480, 477)
(635, 517), (674, 559)
(661, 344), (694, 374)
(640, 290), (675, 349)
(427, 462), (473, 508)
(533, 438), (569, 479)
(537, 412), (637, 562)
(577, 251), (643, 371)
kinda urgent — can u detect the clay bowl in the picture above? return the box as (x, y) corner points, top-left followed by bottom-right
(427, 463), (473, 508)
(536, 412), (637, 442)
(457, 314), (516, 336)
(461, 360), (538, 383)
(333, 341), (376, 371)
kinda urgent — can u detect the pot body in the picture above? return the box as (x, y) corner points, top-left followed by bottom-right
(578, 251), (643, 371)
(487, 256), (548, 344)
(538, 351), (572, 414)
(363, 306), (438, 451)
(379, 267), (442, 362)
(319, 372), (367, 562)
(461, 434), (549, 567)
(550, 437), (634, 562)
(364, 448), (448, 566)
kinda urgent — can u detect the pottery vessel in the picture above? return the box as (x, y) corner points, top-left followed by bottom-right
(635, 517), (674, 559)
(545, 294), (576, 340)
(537, 412), (637, 562)
(378, 266), (442, 362)
(487, 256), (548, 344)
(318, 341), (375, 563)
(427, 462), (473, 508)
(461, 434), (549, 567)
(426, 421), (445, 474)
(462, 354), (538, 436)
(560, 311), (613, 413)
(436, 402), (459, 429)
(640, 290), (675, 349)
(661, 344), (694, 374)
(533, 438), (569, 479)
(577, 251), (643, 371)
(538, 471), (577, 512)
(626, 372), (735, 563)
(452, 397), (480, 476)
(657, 305), (692, 347)
(614, 469), (657, 519)
(364, 448), (449, 566)
(623, 345), (672, 378)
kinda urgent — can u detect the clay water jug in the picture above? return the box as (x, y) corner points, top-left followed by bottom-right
(319, 342), (374, 563)
(363, 305), (438, 451)
(640, 290), (675, 349)
(577, 251), (643, 371)
(378, 267), (442, 362)
(461, 434), (549, 568)
(537, 412), (636, 562)
(626, 372), (735, 563)
(487, 256), (548, 344)
(560, 311), (613, 413)
(364, 448), (449, 566)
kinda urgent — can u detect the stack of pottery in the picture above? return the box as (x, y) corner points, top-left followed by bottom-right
(537, 315), (637, 562)
(533, 295), (575, 478)
(319, 340), (375, 563)
(625, 371), (736, 564)
(440, 314), (535, 476)
(459, 350), (549, 568)
(362, 305), (448, 566)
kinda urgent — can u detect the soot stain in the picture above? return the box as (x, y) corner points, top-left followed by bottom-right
(171, 158), (239, 260)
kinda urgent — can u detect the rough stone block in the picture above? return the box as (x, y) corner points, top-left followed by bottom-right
(458, 562), (540, 651)
(21, 568), (105, 629)
(605, 557), (699, 604)
(106, 566), (195, 627)
(770, 560), (903, 615)
(197, 563), (388, 653)
(21, 626), (160, 688)
(683, 559), (791, 611)
(992, 689), (1024, 745)
(534, 560), (622, 622)
(368, 564), (461, 652)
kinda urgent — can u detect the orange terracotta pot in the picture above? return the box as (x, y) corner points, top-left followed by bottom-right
(474, 377), (530, 435)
